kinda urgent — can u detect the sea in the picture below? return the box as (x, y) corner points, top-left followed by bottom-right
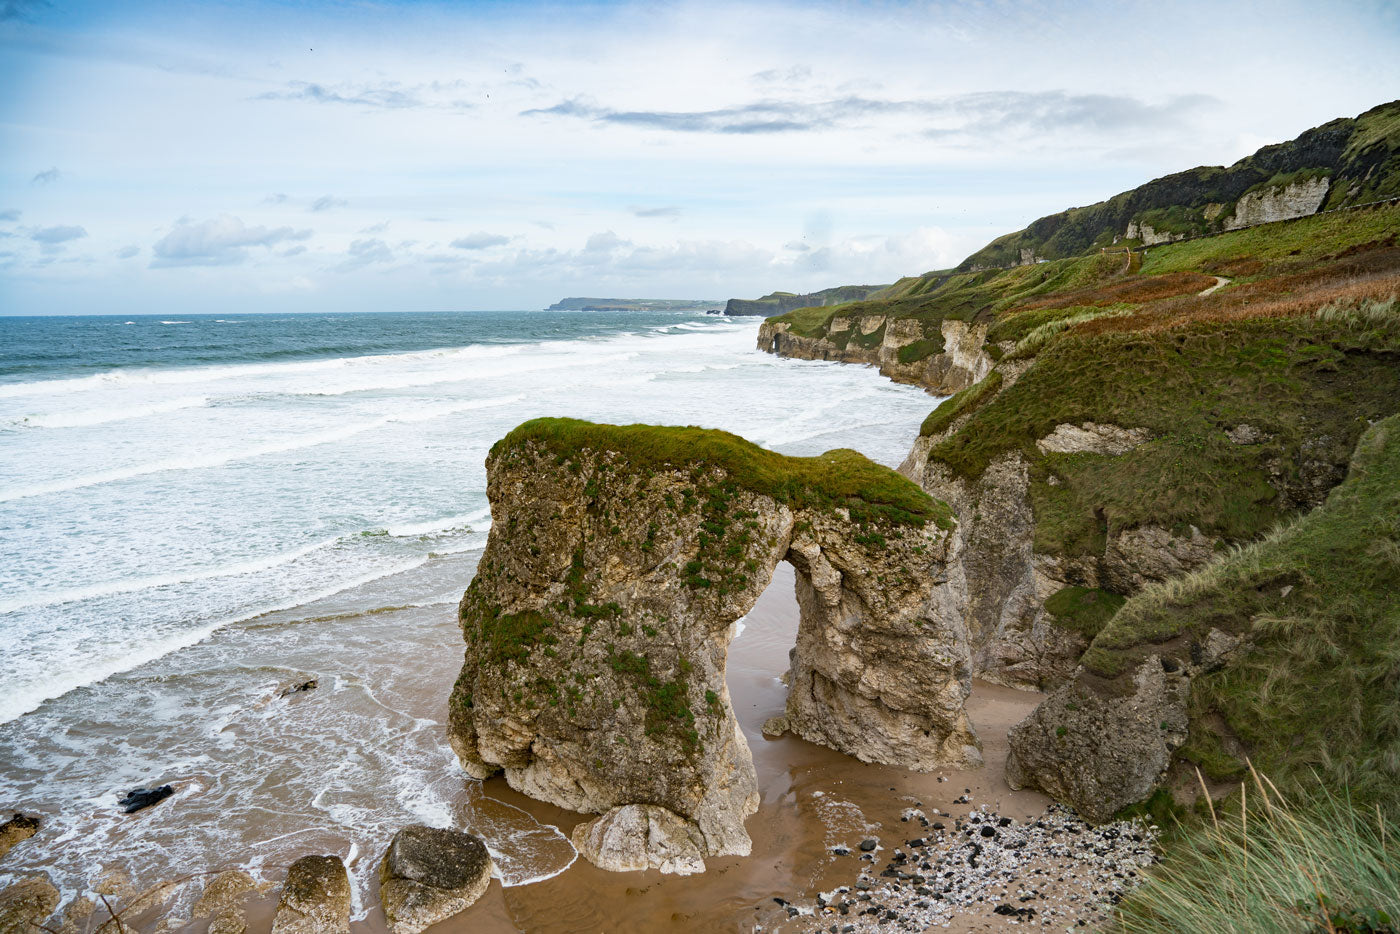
(0, 310), (939, 916)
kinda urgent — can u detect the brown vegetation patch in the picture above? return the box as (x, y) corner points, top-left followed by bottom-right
(1072, 250), (1400, 337)
(1012, 271), (1218, 313)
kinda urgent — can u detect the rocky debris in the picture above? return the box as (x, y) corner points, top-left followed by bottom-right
(0, 876), (58, 934)
(279, 679), (318, 697)
(54, 897), (93, 934)
(1226, 423), (1267, 445)
(449, 421), (976, 872)
(0, 814), (40, 863)
(118, 785), (173, 814)
(786, 800), (1156, 932)
(270, 856), (350, 934)
(1034, 422), (1150, 457)
(571, 804), (707, 875)
(379, 825), (494, 934)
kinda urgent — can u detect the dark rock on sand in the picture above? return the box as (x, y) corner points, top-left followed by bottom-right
(0, 815), (40, 863)
(279, 680), (318, 698)
(379, 826), (493, 934)
(271, 855), (350, 934)
(118, 785), (173, 814)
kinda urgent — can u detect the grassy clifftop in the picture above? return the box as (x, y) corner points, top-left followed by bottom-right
(492, 417), (951, 530)
(960, 100), (1400, 269)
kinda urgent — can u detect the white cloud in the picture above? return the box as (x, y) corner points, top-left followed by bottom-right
(450, 232), (510, 250)
(30, 225), (87, 244)
(151, 216), (312, 267)
(309, 195), (348, 212)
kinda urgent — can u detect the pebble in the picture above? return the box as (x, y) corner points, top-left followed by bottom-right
(783, 795), (1158, 932)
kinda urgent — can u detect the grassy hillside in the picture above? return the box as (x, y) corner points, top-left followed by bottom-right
(921, 204), (1400, 557)
(959, 100), (1400, 269)
(1086, 409), (1400, 806)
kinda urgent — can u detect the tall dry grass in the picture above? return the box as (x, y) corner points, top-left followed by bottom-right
(1115, 766), (1399, 933)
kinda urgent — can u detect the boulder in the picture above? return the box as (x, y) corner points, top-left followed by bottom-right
(0, 814), (40, 863)
(118, 785), (173, 814)
(379, 826), (493, 934)
(0, 877), (58, 934)
(570, 804), (706, 875)
(271, 856), (350, 934)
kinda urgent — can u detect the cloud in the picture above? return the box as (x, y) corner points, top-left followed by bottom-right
(359, 220), (390, 234)
(523, 91), (1218, 137)
(280, 244), (307, 257)
(256, 80), (474, 112)
(630, 205), (682, 218)
(151, 215), (312, 267)
(0, 209), (19, 222)
(30, 225), (87, 244)
(1, 0), (49, 22)
(338, 238), (393, 270)
(264, 193), (290, 204)
(583, 231), (628, 253)
(309, 195), (347, 212)
(115, 245), (140, 259)
(450, 232), (509, 250)
(31, 167), (61, 184)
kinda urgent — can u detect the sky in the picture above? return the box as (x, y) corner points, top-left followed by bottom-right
(1, 0), (1397, 315)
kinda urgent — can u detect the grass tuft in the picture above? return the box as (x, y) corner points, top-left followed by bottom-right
(1115, 775), (1400, 933)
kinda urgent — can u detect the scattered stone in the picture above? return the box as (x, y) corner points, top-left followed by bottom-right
(270, 855), (350, 934)
(379, 825), (494, 934)
(279, 679), (319, 698)
(118, 785), (173, 814)
(858, 838), (878, 853)
(0, 876), (58, 934)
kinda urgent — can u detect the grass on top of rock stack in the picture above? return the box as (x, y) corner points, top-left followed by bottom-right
(493, 417), (952, 530)
(1084, 414), (1400, 807)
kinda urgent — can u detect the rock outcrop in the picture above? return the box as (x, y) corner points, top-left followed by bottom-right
(0, 815), (39, 864)
(379, 826), (493, 934)
(449, 419), (977, 873)
(725, 285), (885, 317)
(0, 877), (57, 934)
(192, 870), (259, 934)
(1007, 415), (1400, 820)
(271, 856), (350, 934)
(757, 317), (993, 396)
(1225, 176), (1331, 229)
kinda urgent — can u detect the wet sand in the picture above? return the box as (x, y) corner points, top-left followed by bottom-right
(350, 564), (1051, 934)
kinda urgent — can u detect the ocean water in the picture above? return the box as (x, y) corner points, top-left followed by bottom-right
(0, 310), (940, 914)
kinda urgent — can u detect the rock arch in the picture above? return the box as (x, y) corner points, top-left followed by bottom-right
(447, 419), (980, 873)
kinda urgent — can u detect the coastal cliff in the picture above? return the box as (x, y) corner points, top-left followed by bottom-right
(742, 178), (1400, 822)
(958, 99), (1399, 269)
(724, 284), (886, 317)
(448, 419), (977, 873)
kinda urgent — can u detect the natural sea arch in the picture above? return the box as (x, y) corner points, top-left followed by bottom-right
(447, 419), (980, 872)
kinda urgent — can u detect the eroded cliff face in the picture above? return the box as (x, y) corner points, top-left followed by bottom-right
(1226, 176), (1331, 229)
(757, 317), (993, 396)
(449, 420), (977, 873)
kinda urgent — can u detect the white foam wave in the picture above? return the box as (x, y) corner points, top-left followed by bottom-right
(383, 507), (492, 538)
(0, 535), (344, 614)
(0, 394), (524, 503)
(0, 558), (427, 724)
(4, 395), (209, 430)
